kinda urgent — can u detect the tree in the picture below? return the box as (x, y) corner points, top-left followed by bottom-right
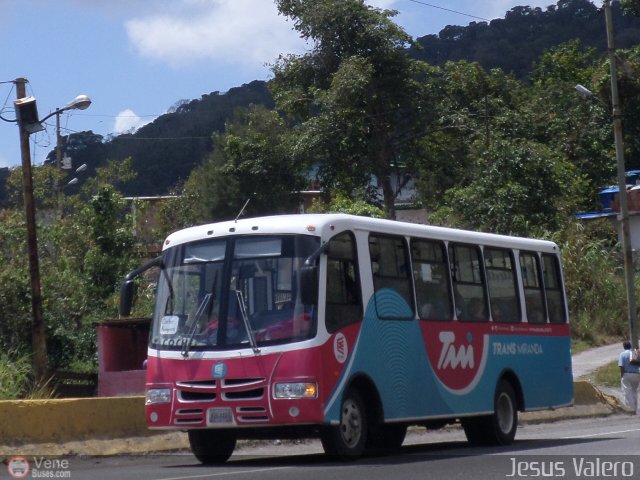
(528, 41), (614, 203)
(271, 0), (435, 218)
(414, 61), (527, 211)
(0, 157), (140, 377)
(307, 192), (385, 217)
(622, 0), (640, 16)
(438, 137), (578, 236)
(182, 105), (307, 223)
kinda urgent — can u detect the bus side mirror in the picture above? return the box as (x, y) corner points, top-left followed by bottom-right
(300, 265), (318, 306)
(118, 255), (163, 318)
(119, 279), (135, 317)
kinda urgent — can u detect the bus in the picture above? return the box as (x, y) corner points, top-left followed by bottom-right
(119, 214), (573, 463)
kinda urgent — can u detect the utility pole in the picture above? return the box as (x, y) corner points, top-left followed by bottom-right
(603, 0), (638, 348)
(15, 77), (48, 382)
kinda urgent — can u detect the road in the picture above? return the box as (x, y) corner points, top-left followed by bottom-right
(16, 414), (639, 480)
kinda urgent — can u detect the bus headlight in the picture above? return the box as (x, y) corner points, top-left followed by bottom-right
(146, 388), (172, 404)
(274, 382), (317, 399)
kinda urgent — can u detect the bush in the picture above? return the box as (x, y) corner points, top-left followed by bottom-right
(554, 220), (628, 343)
(0, 352), (32, 399)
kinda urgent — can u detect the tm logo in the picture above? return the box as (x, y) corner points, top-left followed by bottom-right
(437, 331), (474, 370)
(333, 333), (348, 364)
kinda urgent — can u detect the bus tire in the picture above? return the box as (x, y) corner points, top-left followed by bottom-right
(462, 379), (518, 446)
(366, 423), (407, 452)
(321, 389), (368, 459)
(188, 429), (237, 464)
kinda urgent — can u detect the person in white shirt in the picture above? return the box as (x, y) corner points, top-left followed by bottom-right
(618, 341), (640, 414)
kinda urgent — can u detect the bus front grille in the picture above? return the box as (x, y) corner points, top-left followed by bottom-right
(179, 390), (217, 401)
(174, 407), (205, 425)
(236, 406), (269, 423)
(223, 387), (264, 400)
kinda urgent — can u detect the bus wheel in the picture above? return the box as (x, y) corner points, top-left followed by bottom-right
(462, 380), (517, 446)
(321, 389), (367, 459)
(188, 429), (237, 464)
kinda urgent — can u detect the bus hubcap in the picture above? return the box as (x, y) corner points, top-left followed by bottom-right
(341, 399), (362, 447)
(496, 392), (514, 433)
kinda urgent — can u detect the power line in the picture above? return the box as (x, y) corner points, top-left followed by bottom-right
(406, 0), (490, 22)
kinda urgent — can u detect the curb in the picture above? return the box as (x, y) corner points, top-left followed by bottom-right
(0, 396), (146, 444)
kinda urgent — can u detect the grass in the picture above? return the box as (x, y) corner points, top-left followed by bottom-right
(0, 352), (32, 399)
(593, 360), (621, 388)
(0, 351), (57, 400)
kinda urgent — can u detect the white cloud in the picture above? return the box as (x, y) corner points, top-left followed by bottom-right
(114, 109), (151, 134)
(125, 0), (305, 68)
(366, 0), (398, 9)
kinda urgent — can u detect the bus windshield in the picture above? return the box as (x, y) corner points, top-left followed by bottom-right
(151, 234), (320, 352)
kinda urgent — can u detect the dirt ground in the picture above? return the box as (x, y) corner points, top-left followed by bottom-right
(0, 431), (190, 457)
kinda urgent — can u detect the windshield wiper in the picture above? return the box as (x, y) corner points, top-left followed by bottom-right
(181, 293), (213, 358)
(234, 290), (260, 354)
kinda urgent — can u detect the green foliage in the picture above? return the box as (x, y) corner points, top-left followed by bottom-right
(593, 361), (621, 388)
(0, 351), (57, 399)
(272, 0), (435, 218)
(183, 105), (307, 223)
(0, 159), (139, 381)
(552, 221), (628, 343)
(621, 0), (640, 17)
(531, 39), (597, 87)
(413, 0), (640, 80)
(436, 138), (579, 236)
(155, 188), (201, 236)
(307, 193), (385, 217)
(0, 352), (32, 400)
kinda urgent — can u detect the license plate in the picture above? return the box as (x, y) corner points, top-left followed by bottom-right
(207, 407), (234, 425)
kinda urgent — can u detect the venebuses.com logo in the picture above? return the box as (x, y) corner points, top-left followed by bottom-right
(6, 457), (29, 479)
(6, 456), (71, 479)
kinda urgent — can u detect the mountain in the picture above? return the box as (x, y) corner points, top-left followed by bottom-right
(411, 0), (640, 79)
(43, 80), (274, 198)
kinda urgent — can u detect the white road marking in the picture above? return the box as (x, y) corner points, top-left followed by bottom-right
(157, 466), (292, 480)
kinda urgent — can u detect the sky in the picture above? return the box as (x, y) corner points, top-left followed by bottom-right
(0, 0), (558, 169)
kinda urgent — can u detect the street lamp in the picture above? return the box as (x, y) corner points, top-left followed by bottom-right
(12, 81), (91, 382)
(13, 78), (47, 382)
(40, 95), (92, 199)
(575, 84), (594, 99)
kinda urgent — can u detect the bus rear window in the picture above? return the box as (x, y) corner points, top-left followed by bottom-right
(520, 252), (546, 323)
(543, 254), (566, 324)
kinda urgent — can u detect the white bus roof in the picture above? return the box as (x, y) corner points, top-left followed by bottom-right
(163, 214), (559, 253)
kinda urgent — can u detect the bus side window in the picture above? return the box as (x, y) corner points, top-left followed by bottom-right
(542, 254), (567, 324)
(411, 239), (452, 321)
(519, 252), (546, 323)
(449, 244), (488, 322)
(369, 234), (414, 319)
(325, 232), (362, 333)
(485, 247), (520, 323)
